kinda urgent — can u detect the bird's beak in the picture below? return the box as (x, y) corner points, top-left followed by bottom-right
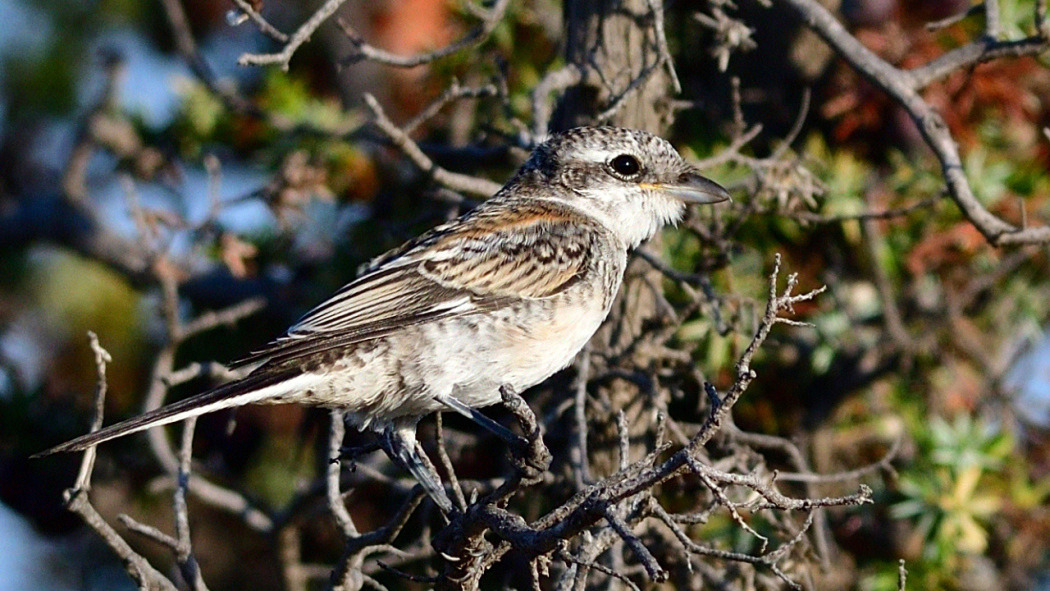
(646, 171), (731, 204)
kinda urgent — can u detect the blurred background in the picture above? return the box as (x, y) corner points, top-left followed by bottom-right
(1, 0), (1049, 589)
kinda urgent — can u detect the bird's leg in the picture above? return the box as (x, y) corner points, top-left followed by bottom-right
(379, 423), (453, 514)
(433, 393), (527, 447)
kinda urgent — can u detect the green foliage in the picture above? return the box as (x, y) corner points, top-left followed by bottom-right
(173, 79), (226, 154)
(427, 1), (559, 127)
(998, 0), (1041, 38)
(964, 146), (1013, 206)
(171, 68), (365, 165)
(892, 416), (1007, 557)
(258, 69), (359, 133)
(861, 414), (1050, 589)
(670, 107), (1050, 588)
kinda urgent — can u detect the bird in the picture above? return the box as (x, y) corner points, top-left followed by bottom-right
(37, 126), (730, 512)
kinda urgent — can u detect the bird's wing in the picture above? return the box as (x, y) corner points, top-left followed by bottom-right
(234, 200), (600, 369)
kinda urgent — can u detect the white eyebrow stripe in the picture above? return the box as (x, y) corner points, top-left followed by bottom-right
(573, 146), (620, 163)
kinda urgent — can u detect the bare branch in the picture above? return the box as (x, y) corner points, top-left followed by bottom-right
(327, 411), (359, 539)
(142, 287), (277, 532)
(173, 417), (208, 591)
(59, 334), (179, 591)
(434, 412), (468, 511)
(773, 0), (1050, 245)
(646, 0), (681, 93)
(239, 0), (351, 70)
(177, 296), (267, 341)
(402, 80), (500, 136)
(364, 93), (502, 197)
(789, 197), (941, 225)
(120, 514), (181, 550)
(908, 35), (1050, 89)
(925, 3), (981, 31)
(72, 332), (112, 491)
(571, 349), (593, 489)
(228, 0), (289, 42)
(531, 65), (584, 139)
(594, 61), (666, 124)
(605, 507), (668, 582)
(338, 0), (512, 68)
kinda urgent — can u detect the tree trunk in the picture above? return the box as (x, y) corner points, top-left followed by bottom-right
(554, 0), (678, 478)
(554, 0), (675, 133)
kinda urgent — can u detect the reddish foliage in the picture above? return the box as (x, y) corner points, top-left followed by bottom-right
(822, 14), (1050, 160)
(905, 221), (985, 276)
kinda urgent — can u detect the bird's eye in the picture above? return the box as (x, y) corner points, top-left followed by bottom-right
(609, 154), (642, 178)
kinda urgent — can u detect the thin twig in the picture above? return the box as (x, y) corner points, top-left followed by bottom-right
(531, 65), (584, 139)
(790, 197), (940, 225)
(364, 94), (502, 197)
(602, 508), (667, 582)
(174, 417), (208, 591)
(571, 348), (593, 489)
(328, 411), (359, 538)
(646, 0), (681, 93)
(338, 0), (512, 68)
(434, 412), (468, 511)
(239, 0), (351, 70)
(73, 332), (112, 491)
(229, 0), (289, 42)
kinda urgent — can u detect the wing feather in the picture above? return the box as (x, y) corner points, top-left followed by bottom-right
(232, 200), (603, 369)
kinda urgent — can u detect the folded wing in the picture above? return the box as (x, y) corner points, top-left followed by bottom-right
(235, 200), (600, 370)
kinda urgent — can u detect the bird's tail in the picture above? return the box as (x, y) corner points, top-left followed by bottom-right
(33, 371), (318, 457)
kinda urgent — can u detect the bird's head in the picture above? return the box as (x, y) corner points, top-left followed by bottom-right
(519, 127), (730, 248)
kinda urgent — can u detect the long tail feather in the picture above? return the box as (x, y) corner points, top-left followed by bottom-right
(33, 371), (317, 457)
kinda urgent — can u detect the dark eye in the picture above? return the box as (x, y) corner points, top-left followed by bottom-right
(609, 154), (641, 178)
